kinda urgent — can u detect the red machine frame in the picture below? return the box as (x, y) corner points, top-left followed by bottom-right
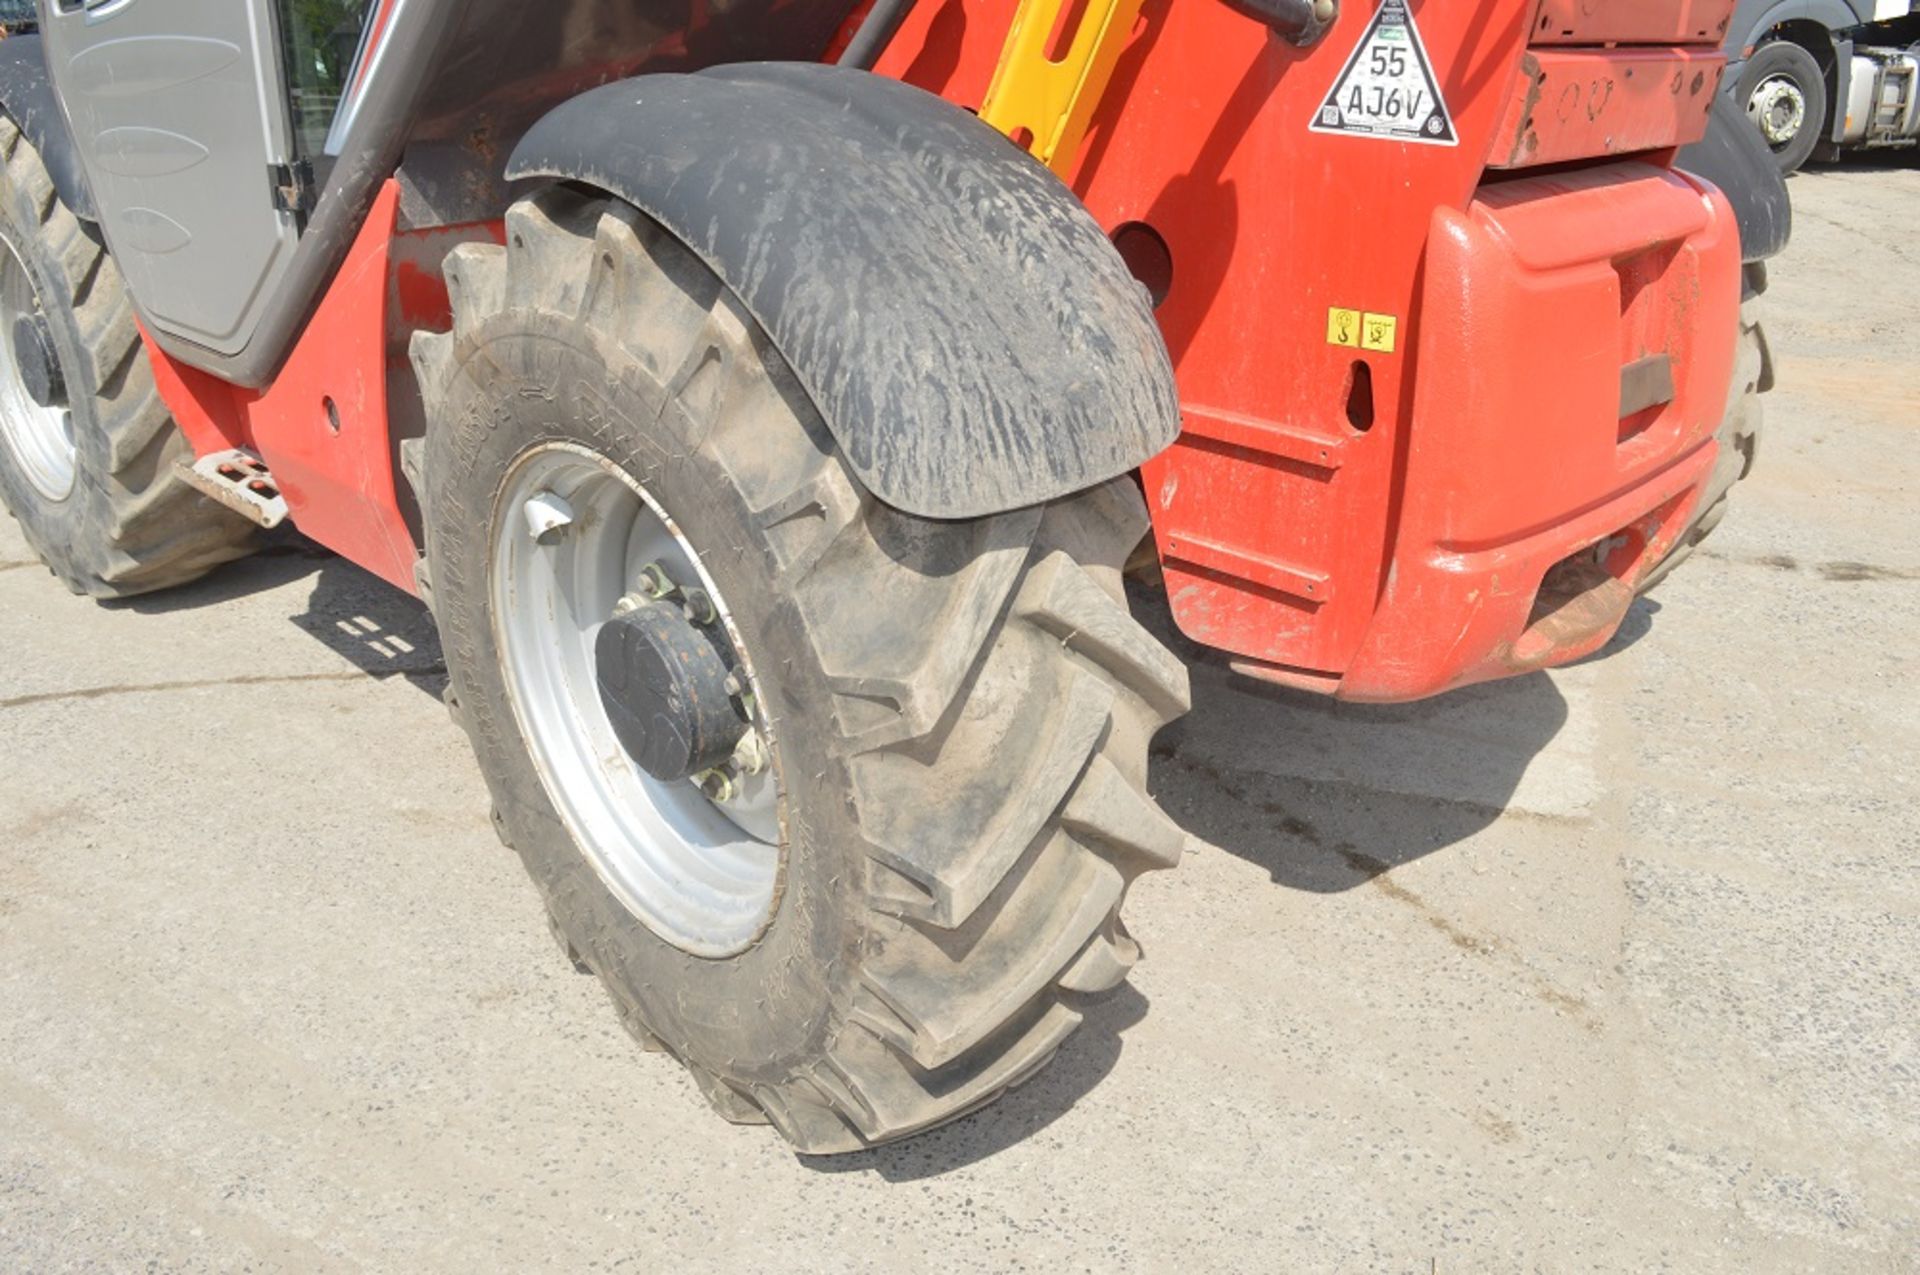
(137, 0), (1744, 704)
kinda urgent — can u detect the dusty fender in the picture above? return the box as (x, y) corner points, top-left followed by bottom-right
(506, 62), (1180, 521)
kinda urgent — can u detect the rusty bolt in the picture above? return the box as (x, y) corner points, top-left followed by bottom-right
(634, 561), (675, 600)
(681, 587), (717, 626)
(732, 730), (769, 777)
(694, 767), (737, 803)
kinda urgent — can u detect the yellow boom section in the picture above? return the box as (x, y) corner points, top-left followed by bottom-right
(978, 0), (1147, 175)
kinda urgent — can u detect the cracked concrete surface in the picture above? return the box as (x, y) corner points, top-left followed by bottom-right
(1, 163), (1916, 1271)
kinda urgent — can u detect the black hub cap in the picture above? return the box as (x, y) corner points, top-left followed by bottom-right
(594, 600), (746, 781)
(11, 311), (63, 409)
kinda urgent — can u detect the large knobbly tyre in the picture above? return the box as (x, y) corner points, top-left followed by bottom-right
(412, 188), (1192, 1153)
(0, 117), (254, 597)
(1640, 262), (1772, 594)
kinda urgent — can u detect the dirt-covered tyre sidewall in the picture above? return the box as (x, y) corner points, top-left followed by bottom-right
(426, 309), (872, 1099)
(1739, 41), (1827, 176)
(0, 117), (254, 597)
(416, 190), (1191, 1152)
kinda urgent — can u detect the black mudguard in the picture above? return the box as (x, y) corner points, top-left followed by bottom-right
(0, 33), (94, 222)
(507, 63), (1180, 521)
(1677, 93), (1793, 263)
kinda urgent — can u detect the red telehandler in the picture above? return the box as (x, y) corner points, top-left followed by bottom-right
(0, 0), (1787, 1151)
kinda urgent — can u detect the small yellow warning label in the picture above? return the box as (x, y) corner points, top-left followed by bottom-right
(1361, 312), (1398, 354)
(1327, 307), (1361, 348)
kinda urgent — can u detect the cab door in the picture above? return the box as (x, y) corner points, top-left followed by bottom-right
(40, 0), (303, 358)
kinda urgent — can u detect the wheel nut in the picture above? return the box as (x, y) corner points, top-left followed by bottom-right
(732, 730), (768, 776)
(695, 768), (737, 802)
(635, 561), (675, 600)
(522, 491), (575, 545)
(681, 587), (716, 626)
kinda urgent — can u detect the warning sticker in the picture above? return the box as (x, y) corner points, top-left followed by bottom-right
(1327, 307), (1400, 353)
(1361, 313), (1397, 353)
(1327, 308), (1361, 348)
(1310, 0), (1457, 146)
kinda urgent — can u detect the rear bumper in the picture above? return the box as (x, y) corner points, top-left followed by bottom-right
(1235, 164), (1742, 702)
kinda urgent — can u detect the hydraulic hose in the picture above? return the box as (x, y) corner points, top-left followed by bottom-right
(838, 0), (918, 70)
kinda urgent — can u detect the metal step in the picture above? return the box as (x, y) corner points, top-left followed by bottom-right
(1869, 62), (1915, 143)
(176, 449), (289, 529)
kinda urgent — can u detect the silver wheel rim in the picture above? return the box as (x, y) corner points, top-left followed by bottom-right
(0, 233), (75, 502)
(490, 443), (783, 958)
(1747, 74), (1808, 149)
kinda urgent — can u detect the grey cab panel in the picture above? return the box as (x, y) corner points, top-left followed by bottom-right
(40, 0), (299, 356)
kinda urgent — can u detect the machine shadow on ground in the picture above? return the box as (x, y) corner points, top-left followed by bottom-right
(287, 558), (449, 697)
(1129, 580), (1615, 894)
(117, 535), (450, 697)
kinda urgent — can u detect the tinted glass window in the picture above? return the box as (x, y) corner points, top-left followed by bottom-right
(277, 0), (375, 158)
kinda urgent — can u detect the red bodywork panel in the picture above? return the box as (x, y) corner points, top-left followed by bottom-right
(1486, 46), (1723, 169)
(144, 182), (497, 594)
(140, 0), (1744, 705)
(877, 0), (1742, 700)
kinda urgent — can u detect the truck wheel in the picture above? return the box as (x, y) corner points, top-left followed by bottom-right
(1738, 40), (1827, 175)
(411, 188), (1192, 1153)
(0, 117), (254, 596)
(1640, 263), (1772, 594)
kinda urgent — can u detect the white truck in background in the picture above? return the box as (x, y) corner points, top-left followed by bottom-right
(1730, 0), (1920, 171)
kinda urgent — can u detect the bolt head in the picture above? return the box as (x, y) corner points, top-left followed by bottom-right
(635, 562), (675, 600)
(681, 587), (717, 626)
(695, 768), (737, 803)
(732, 730), (768, 776)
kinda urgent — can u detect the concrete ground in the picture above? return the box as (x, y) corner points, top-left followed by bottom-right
(2, 161), (1916, 1273)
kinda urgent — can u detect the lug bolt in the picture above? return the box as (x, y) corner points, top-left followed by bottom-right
(681, 587), (716, 626)
(732, 730), (769, 776)
(634, 561), (676, 600)
(694, 767), (737, 802)
(522, 491), (574, 545)
(611, 593), (645, 617)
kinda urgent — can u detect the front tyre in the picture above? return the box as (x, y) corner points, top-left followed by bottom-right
(0, 116), (254, 596)
(412, 189), (1192, 1152)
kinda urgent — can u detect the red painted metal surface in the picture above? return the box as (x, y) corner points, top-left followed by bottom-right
(1302, 166), (1740, 699)
(1530, 0), (1736, 46)
(140, 180), (499, 595)
(880, 0), (1743, 701)
(1488, 46), (1724, 169)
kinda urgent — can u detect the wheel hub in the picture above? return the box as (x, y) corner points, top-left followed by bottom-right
(0, 231), (76, 502)
(594, 597), (747, 782)
(1747, 75), (1807, 148)
(10, 312), (63, 409)
(489, 443), (782, 957)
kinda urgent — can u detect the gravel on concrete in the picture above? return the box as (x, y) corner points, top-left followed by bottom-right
(1, 160), (1915, 1272)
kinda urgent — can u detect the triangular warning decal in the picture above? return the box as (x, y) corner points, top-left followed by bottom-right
(1310, 0), (1457, 146)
